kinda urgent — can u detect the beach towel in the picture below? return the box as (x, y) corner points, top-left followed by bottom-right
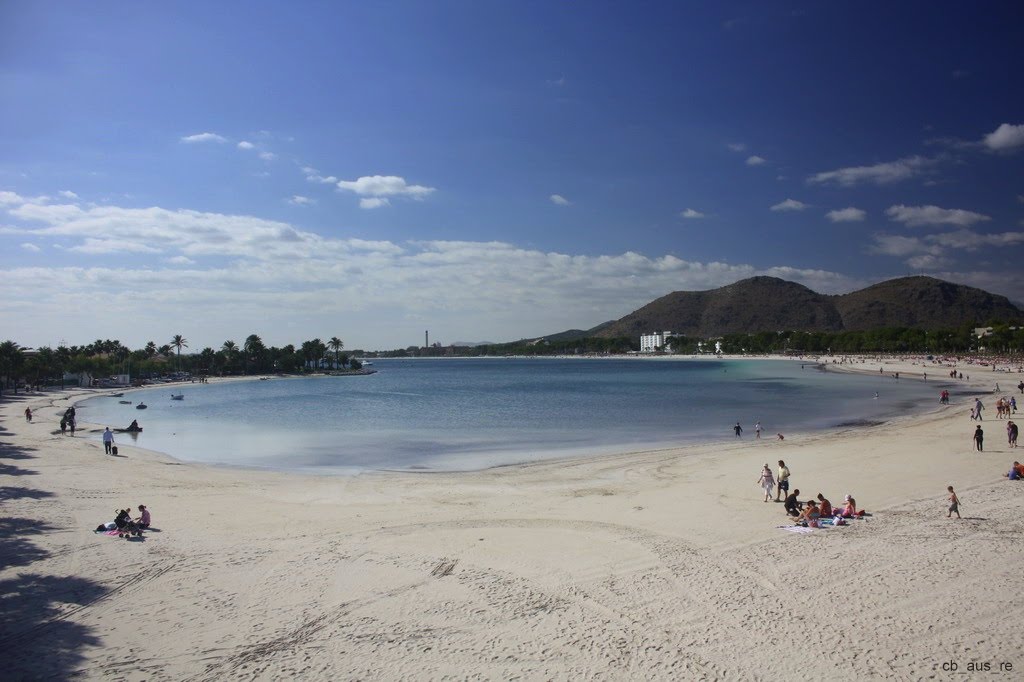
(778, 525), (814, 534)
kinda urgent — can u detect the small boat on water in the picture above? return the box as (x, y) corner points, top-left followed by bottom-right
(171, 394), (184, 400)
(110, 392), (124, 397)
(119, 400), (132, 405)
(136, 403), (147, 410)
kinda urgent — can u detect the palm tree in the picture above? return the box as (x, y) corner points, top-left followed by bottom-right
(243, 334), (264, 375)
(144, 341), (157, 358)
(170, 334), (188, 372)
(221, 340), (238, 374)
(328, 337), (344, 369)
(0, 340), (24, 395)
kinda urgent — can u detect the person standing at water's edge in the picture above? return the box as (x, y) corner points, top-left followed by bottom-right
(24, 407), (31, 422)
(974, 425), (984, 452)
(734, 422), (743, 438)
(102, 427), (114, 455)
(754, 421), (762, 439)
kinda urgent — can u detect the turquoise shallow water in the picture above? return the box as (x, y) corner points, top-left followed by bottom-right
(76, 358), (946, 473)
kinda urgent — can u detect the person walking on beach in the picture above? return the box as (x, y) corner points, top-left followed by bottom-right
(1009, 421), (1018, 448)
(756, 464), (775, 502)
(60, 418), (67, 435)
(69, 418), (75, 437)
(754, 421), (762, 439)
(734, 422), (743, 438)
(947, 486), (961, 519)
(24, 407), (32, 422)
(974, 425), (984, 452)
(776, 460), (790, 501)
(973, 398), (984, 421)
(102, 427), (115, 455)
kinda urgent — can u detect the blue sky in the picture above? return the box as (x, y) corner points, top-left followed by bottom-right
(2, 1), (1023, 350)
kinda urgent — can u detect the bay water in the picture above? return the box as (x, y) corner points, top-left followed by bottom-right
(76, 358), (944, 473)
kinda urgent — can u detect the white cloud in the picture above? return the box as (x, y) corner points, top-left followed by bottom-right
(885, 204), (990, 227)
(869, 234), (942, 258)
(259, 151), (277, 161)
(58, 190), (78, 199)
(546, 75), (566, 87)
(928, 229), (1024, 250)
(287, 195), (315, 206)
(550, 194), (571, 206)
(770, 199), (808, 212)
(359, 197), (390, 209)
(337, 175), (436, 200)
(20, 243), (40, 252)
(237, 141), (255, 150)
(1, 194), (869, 349)
(180, 132), (227, 144)
(825, 207), (866, 223)
(306, 173), (338, 184)
(745, 155), (766, 166)
(982, 123), (1024, 152)
(808, 155), (937, 186)
(69, 238), (163, 255)
(727, 143), (746, 152)
(680, 208), (705, 219)
(906, 254), (952, 270)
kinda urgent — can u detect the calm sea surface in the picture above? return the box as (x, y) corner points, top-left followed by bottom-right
(76, 358), (944, 473)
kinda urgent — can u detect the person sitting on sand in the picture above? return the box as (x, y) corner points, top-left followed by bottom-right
(135, 504), (151, 529)
(126, 419), (141, 432)
(816, 493), (832, 516)
(796, 500), (821, 527)
(837, 494), (857, 517)
(784, 489), (802, 517)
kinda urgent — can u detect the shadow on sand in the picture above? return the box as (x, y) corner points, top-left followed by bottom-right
(0, 407), (109, 678)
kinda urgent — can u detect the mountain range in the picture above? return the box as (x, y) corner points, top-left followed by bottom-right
(537, 276), (1023, 342)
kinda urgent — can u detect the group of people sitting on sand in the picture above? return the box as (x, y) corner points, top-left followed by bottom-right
(96, 504), (151, 538)
(757, 460), (862, 528)
(1006, 461), (1024, 480)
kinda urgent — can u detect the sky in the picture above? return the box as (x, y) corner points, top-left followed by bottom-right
(2, 1), (1023, 351)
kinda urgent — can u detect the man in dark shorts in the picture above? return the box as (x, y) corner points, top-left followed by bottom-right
(776, 459), (790, 501)
(974, 425), (984, 452)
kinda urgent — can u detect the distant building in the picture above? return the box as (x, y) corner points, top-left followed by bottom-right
(640, 331), (675, 353)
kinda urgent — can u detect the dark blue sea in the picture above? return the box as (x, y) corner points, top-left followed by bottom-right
(76, 358), (942, 473)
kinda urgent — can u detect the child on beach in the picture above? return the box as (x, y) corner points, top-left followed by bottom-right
(947, 486), (960, 519)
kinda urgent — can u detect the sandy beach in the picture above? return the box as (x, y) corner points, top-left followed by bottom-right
(2, 357), (1022, 680)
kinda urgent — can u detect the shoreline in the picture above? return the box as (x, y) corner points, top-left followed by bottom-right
(67, 355), (956, 476)
(2, 355), (1022, 678)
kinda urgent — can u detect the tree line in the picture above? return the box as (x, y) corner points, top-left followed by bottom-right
(0, 334), (361, 394)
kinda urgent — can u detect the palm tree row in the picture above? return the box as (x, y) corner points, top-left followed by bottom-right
(0, 334), (357, 393)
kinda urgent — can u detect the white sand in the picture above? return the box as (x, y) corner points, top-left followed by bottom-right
(2, 358), (1022, 680)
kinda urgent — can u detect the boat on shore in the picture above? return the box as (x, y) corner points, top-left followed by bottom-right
(136, 403), (147, 410)
(171, 394), (184, 400)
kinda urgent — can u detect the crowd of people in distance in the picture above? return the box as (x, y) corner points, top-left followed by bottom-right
(756, 459), (863, 528)
(59, 406), (76, 436)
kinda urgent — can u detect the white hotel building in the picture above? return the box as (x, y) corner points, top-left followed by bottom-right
(640, 331), (675, 353)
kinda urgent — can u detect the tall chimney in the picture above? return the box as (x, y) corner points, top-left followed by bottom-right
(425, 330), (429, 348)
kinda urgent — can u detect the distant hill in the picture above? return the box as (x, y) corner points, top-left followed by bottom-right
(831, 276), (1023, 331)
(531, 320), (617, 344)
(591, 276), (1024, 339)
